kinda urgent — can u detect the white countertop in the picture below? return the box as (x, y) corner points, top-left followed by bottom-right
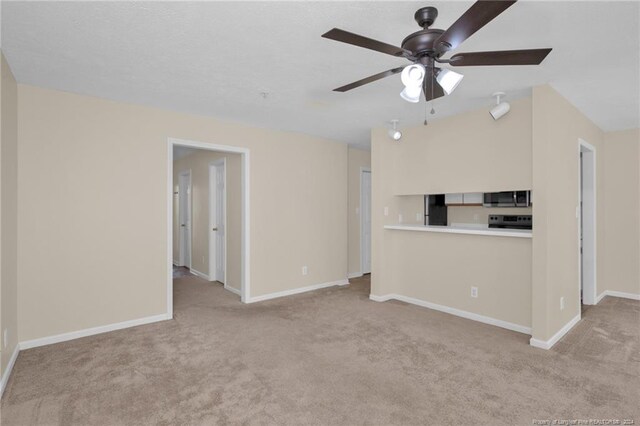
(384, 224), (532, 238)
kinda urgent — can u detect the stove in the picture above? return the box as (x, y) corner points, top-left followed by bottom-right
(488, 214), (532, 230)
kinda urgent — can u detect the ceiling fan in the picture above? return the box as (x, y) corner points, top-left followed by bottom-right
(322, 0), (551, 102)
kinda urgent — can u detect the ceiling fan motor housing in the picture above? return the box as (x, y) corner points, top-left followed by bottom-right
(401, 28), (444, 58)
(402, 7), (445, 58)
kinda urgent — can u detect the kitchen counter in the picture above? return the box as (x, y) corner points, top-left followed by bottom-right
(384, 224), (532, 238)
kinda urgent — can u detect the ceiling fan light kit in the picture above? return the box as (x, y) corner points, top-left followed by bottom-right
(322, 0), (551, 106)
(435, 68), (464, 95)
(400, 64), (426, 103)
(490, 91), (511, 120)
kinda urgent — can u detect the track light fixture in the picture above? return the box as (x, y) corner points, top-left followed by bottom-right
(490, 91), (510, 120)
(388, 119), (402, 141)
(400, 64), (425, 103)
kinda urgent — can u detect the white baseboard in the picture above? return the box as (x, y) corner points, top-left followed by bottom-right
(172, 260), (180, 266)
(530, 313), (581, 350)
(369, 294), (393, 302)
(190, 268), (211, 281)
(19, 313), (171, 350)
(0, 343), (20, 399)
(224, 284), (242, 296)
(348, 272), (363, 279)
(597, 290), (640, 302)
(247, 278), (349, 303)
(369, 293), (531, 334)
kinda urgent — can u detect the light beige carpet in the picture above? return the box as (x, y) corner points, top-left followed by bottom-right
(1, 274), (638, 425)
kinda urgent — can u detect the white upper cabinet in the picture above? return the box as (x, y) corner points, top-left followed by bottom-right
(445, 192), (484, 205)
(445, 193), (463, 205)
(463, 192), (484, 205)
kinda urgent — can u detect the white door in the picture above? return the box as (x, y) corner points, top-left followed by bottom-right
(209, 160), (226, 283)
(178, 171), (192, 268)
(361, 170), (372, 274)
(580, 143), (596, 305)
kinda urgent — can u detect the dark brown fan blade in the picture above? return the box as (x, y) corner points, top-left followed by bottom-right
(423, 72), (445, 101)
(333, 67), (404, 92)
(449, 48), (552, 66)
(322, 28), (412, 58)
(436, 0), (517, 54)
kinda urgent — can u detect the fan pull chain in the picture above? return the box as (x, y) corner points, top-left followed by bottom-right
(423, 96), (428, 126)
(430, 67), (436, 115)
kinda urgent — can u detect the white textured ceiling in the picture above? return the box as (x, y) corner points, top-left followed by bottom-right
(2, 1), (638, 148)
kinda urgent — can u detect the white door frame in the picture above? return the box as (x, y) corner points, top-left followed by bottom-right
(578, 139), (597, 305)
(209, 158), (227, 284)
(168, 138), (250, 318)
(177, 169), (192, 269)
(360, 167), (372, 275)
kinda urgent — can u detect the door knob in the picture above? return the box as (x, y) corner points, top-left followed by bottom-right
(212, 227), (218, 231)
(181, 224), (186, 227)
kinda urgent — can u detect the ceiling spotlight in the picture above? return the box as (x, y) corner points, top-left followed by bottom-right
(388, 119), (402, 141)
(436, 68), (464, 95)
(490, 92), (511, 120)
(400, 64), (425, 103)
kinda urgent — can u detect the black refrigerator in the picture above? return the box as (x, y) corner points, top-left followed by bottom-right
(424, 194), (448, 226)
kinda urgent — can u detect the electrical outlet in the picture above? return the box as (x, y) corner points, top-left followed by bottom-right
(416, 212), (422, 222)
(471, 287), (478, 298)
(560, 297), (565, 310)
(398, 214), (403, 223)
(3, 329), (7, 349)
(384, 206), (389, 216)
(473, 213), (479, 221)
(302, 266), (308, 276)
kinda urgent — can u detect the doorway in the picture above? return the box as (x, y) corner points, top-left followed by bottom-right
(360, 168), (372, 275)
(168, 138), (251, 318)
(579, 140), (596, 305)
(209, 159), (226, 284)
(177, 170), (192, 269)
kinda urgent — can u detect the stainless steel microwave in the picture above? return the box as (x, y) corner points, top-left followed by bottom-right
(483, 191), (530, 208)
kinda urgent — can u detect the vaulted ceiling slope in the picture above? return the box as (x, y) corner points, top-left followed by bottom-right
(2, 1), (638, 148)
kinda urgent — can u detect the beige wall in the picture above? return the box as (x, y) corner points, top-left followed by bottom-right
(531, 85), (604, 341)
(393, 98), (533, 196)
(173, 151), (242, 292)
(347, 148), (370, 276)
(371, 97), (534, 328)
(1, 52), (19, 375)
(602, 128), (640, 296)
(17, 85), (348, 342)
(390, 231), (532, 327)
